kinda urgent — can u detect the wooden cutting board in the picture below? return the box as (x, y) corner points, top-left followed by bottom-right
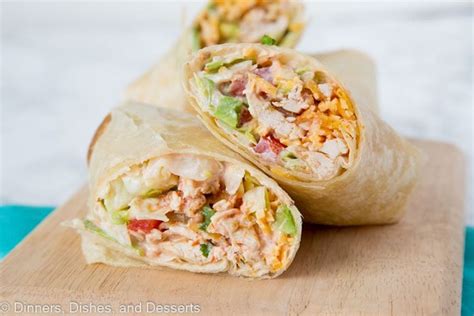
(0, 139), (465, 315)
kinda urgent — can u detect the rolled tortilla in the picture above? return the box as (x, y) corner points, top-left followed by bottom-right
(183, 43), (420, 226)
(125, 0), (305, 113)
(74, 102), (302, 278)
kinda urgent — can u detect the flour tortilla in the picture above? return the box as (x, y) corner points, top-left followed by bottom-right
(79, 102), (302, 278)
(183, 43), (420, 226)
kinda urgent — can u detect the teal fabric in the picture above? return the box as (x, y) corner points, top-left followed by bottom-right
(0, 205), (54, 258)
(463, 227), (474, 316)
(0, 205), (472, 313)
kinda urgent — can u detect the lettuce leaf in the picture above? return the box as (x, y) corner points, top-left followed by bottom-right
(274, 205), (297, 236)
(205, 59), (224, 73)
(83, 220), (144, 256)
(194, 74), (215, 103)
(84, 219), (116, 242)
(280, 150), (306, 170)
(104, 178), (133, 213)
(215, 96), (243, 128)
(111, 209), (129, 225)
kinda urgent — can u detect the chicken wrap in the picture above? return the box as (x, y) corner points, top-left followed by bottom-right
(183, 43), (420, 225)
(125, 0), (305, 112)
(73, 102), (302, 278)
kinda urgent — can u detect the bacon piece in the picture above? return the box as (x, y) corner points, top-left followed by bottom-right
(238, 107), (253, 127)
(229, 75), (247, 97)
(254, 135), (285, 157)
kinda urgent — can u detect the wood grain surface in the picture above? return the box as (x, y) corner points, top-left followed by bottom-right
(0, 140), (465, 315)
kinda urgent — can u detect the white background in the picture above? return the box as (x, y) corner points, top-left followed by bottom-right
(1, 1), (473, 222)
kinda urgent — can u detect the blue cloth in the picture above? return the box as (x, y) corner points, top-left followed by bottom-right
(0, 205), (54, 258)
(463, 227), (474, 316)
(0, 205), (472, 313)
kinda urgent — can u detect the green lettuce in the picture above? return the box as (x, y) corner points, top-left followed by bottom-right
(111, 209), (129, 225)
(194, 74), (215, 104)
(274, 205), (297, 236)
(84, 219), (115, 242)
(237, 126), (257, 145)
(215, 96), (243, 128)
(83, 220), (144, 256)
(204, 59), (224, 73)
(279, 150), (305, 170)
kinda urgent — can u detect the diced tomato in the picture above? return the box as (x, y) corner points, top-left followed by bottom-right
(127, 219), (162, 233)
(254, 135), (285, 155)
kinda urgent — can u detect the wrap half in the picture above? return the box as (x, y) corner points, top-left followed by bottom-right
(74, 102), (302, 278)
(125, 0), (305, 112)
(183, 43), (420, 225)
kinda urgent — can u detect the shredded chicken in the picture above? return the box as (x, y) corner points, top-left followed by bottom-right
(192, 48), (359, 181)
(94, 155), (296, 278)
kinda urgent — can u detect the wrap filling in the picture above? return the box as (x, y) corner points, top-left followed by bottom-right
(87, 154), (297, 277)
(191, 48), (359, 180)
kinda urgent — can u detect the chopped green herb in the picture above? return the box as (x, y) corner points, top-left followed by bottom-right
(274, 205), (297, 236)
(199, 206), (216, 231)
(200, 243), (211, 258)
(215, 96), (243, 128)
(261, 35), (276, 45)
